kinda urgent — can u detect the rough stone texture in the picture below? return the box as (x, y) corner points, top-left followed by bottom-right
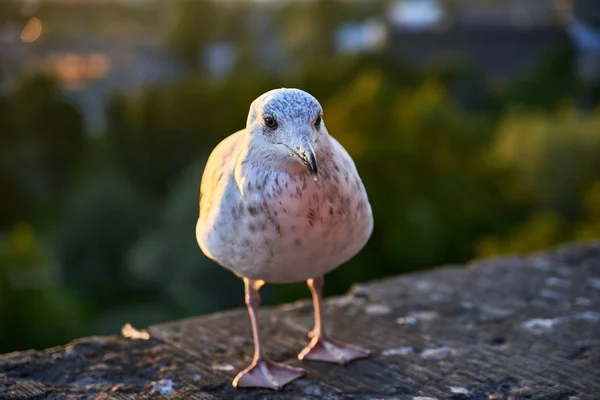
(1, 241), (600, 399)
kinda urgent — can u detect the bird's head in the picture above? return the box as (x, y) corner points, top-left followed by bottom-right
(246, 88), (324, 181)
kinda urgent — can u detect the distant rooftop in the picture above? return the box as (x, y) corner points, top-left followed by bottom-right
(389, 0), (561, 30)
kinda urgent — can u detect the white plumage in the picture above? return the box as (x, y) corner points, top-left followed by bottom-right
(196, 88), (373, 283)
(195, 88), (373, 390)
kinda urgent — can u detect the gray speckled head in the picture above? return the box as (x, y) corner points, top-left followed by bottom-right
(243, 88), (326, 178)
(247, 88), (323, 129)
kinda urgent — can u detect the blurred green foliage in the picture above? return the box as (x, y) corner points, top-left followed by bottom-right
(1, 0), (600, 353)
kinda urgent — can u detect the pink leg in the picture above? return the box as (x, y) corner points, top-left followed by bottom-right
(298, 276), (370, 364)
(232, 278), (306, 390)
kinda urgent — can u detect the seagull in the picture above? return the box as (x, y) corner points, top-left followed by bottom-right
(196, 88), (373, 390)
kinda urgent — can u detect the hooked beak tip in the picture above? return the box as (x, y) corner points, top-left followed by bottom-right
(286, 138), (318, 181)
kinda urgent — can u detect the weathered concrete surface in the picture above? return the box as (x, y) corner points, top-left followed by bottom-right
(1, 241), (600, 399)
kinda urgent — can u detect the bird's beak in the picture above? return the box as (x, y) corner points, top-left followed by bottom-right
(286, 136), (318, 181)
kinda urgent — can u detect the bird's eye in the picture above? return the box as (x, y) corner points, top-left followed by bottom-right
(264, 116), (278, 129)
(315, 115), (322, 129)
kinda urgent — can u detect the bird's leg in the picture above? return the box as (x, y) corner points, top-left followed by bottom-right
(232, 278), (306, 390)
(298, 276), (370, 364)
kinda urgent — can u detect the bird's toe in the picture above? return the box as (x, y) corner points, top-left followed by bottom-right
(298, 337), (370, 364)
(232, 360), (306, 390)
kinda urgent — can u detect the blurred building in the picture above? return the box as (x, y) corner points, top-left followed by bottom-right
(566, 0), (600, 88)
(0, 0), (182, 135)
(2, 0), (597, 134)
(386, 0), (569, 81)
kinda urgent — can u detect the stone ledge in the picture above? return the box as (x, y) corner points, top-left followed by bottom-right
(1, 241), (600, 399)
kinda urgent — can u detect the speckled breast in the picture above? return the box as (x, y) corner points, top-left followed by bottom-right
(200, 162), (373, 283)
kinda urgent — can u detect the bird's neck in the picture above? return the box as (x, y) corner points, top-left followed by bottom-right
(234, 139), (308, 197)
(239, 136), (306, 174)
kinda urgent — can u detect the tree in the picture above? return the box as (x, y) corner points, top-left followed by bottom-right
(0, 75), (85, 227)
(0, 223), (83, 352)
